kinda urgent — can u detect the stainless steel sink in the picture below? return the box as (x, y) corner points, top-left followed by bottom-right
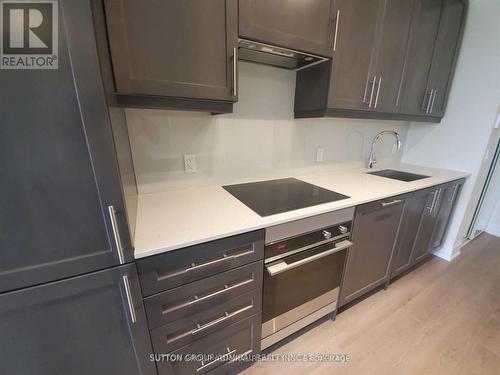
(367, 169), (430, 182)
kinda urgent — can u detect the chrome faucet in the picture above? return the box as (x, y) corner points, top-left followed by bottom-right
(367, 131), (402, 169)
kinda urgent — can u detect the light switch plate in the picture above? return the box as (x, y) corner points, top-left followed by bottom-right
(316, 148), (324, 162)
(184, 154), (197, 173)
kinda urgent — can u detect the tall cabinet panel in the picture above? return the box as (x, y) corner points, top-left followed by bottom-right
(0, 0), (132, 293)
(0, 264), (156, 375)
(104, 0), (238, 102)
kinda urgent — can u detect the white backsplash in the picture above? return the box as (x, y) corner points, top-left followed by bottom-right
(127, 62), (409, 194)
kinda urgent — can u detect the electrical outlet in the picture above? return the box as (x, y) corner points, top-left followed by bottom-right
(184, 154), (197, 173)
(316, 148), (324, 162)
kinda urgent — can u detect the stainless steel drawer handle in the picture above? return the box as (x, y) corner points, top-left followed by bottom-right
(188, 248), (253, 272)
(431, 188), (442, 214)
(162, 277), (254, 314)
(266, 240), (353, 276)
(429, 89), (437, 114)
(191, 304), (253, 335)
(381, 199), (402, 207)
(450, 184), (459, 203)
(333, 10), (340, 51)
(156, 248), (254, 282)
(167, 304), (253, 344)
(122, 275), (137, 324)
(196, 347), (236, 372)
(108, 205), (125, 264)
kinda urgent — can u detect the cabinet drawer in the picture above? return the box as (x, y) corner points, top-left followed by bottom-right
(156, 314), (261, 375)
(145, 261), (263, 329)
(137, 230), (264, 296)
(151, 288), (261, 354)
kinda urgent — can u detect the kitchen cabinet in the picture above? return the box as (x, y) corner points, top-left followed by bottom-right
(104, 0), (238, 113)
(295, 0), (467, 122)
(239, 0), (336, 57)
(390, 189), (430, 278)
(390, 179), (464, 278)
(423, 0), (467, 117)
(0, 264), (156, 375)
(411, 187), (442, 263)
(339, 195), (408, 306)
(430, 180), (464, 251)
(399, 0), (444, 116)
(137, 230), (264, 373)
(0, 0), (133, 293)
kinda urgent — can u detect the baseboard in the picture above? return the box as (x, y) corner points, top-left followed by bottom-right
(433, 240), (468, 262)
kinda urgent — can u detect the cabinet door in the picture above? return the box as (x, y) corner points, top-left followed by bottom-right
(390, 189), (429, 278)
(426, 0), (467, 117)
(411, 187), (441, 263)
(327, 0), (384, 111)
(0, 264), (156, 375)
(239, 0), (335, 57)
(399, 0), (444, 116)
(0, 0), (131, 293)
(340, 196), (406, 305)
(371, 0), (415, 113)
(430, 180), (463, 250)
(105, 0), (238, 101)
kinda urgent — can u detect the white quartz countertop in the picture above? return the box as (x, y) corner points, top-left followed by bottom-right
(134, 163), (469, 259)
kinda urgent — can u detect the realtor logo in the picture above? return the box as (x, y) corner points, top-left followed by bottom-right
(1, 0), (58, 69)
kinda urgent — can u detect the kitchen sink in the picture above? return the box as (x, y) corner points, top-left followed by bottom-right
(367, 169), (430, 182)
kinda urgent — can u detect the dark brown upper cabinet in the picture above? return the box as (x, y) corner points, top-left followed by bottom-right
(399, 0), (444, 117)
(239, 0), (336, 57)
(295, 0), (467, 122)
(423, 0), (467, 117)
(104, 0), (238, 113)
(399, 0), (467, 119)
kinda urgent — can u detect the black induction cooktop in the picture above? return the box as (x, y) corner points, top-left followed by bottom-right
(223, 178), (350, 217)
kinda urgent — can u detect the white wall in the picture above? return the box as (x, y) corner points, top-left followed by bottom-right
(127, 62), (409, 193)
(402, 0), (500, 259)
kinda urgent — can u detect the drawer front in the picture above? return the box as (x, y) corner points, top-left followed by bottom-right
(145, 261), (263, 329)
(151, 288), (262, 353)
(156, 314), (261, 375)
(138, 230), (264, 296)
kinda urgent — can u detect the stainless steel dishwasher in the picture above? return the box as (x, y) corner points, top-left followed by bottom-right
(261, 208), (354, 350)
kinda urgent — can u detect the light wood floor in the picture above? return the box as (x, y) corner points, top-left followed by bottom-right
(243, 233), (500, 375)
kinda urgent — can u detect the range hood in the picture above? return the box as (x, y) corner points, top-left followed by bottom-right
(238, 39), (329, 71)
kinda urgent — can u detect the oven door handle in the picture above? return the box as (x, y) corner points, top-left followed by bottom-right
(266, 240), (353, 276)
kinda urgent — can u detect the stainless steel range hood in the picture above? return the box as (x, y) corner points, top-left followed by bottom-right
(238, 39), (329, 71)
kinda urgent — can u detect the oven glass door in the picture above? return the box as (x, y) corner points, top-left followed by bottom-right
(262, 240), (350, 324)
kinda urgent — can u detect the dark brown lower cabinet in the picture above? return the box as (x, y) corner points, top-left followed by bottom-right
(0, 264), (156, 375)
(430, 180), (464, 251)
(390, 179), (464, 278)
(339, 195), (409, 306)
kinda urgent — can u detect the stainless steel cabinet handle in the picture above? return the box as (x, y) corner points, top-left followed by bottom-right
(196, 348), (236, 372)
(108, 205), (125, 264)
(429, 89), (437, 114)
(428, 189), (439, 213)
(422, 90), (433, 113)
(381, 199), (402, 207)
(266, 240), (353, 276)
(432, 188), (442, 214)
(449, 184), (459, 203)
(122, 276), (137, 323)
(162, 278), (254, 314)
(374, 76), (382, 108)
(191, 304), (253, 335)
(232, 47), (238, 96)
(333, 10), (340, 51)
(157, 248), (254, 281)
(368, 76), (377, 108)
